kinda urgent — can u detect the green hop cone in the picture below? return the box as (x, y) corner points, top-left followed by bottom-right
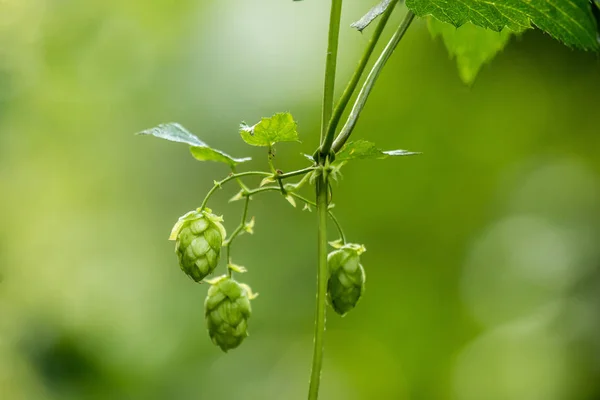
(170, 208), (226, 282)
(327, 242), (366, 316)
(204, 275), (257, 352)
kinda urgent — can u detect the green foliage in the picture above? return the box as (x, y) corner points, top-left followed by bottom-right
(139, 122), (251, 166)
(134, 1), (598, 398)
(428, 19), (514, 85)
(406, 0), (600, 50)
(239, 112), (300, 147)
(335, 139), (420, 162)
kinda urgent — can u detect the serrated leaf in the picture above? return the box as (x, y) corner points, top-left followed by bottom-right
(240, 112), (300, 147)
(406, 0), (600, 50)
(139, 123), (251, 166)
(351, 0), (393, 32)
(335, 139), (420, 162)
(428, 19), (513, 85)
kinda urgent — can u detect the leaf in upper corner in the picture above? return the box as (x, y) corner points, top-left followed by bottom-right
(405, 0), (600, 51)
(138, 123), (251, 166)
(335, 139), (420, 163)
(428, 19), (513, 85)
(240, 112), (300, 147)
(351, 0), (393, 32)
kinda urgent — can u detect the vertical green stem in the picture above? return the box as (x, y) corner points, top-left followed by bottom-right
(225, 196), (251, 278)
(308, 175), (329, 400)
(320, 0), (343, 146)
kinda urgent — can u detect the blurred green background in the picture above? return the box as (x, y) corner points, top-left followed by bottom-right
(2, 1), (600, 399)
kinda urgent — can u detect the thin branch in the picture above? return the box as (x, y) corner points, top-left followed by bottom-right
(332, 11), (415, 153)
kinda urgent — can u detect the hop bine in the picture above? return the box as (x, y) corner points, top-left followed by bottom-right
(170, 208), (226, 282)
(327, 242), (366, 316)
(204, 275), (257, 352)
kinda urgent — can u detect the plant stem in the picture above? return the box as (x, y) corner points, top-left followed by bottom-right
(320, 0), (343, 147)
(332, 11), (415, 153)
(278, 166), (316, 179)
(200, 169), (313, 210)
(320, 0), (398, 157)
(308, 176), (329, 400)
(327, 211), (346, 244)
(225, 195), (251, 277)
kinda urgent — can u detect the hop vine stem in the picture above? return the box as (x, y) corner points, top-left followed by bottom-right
(309, 175), (330, 400)
(332, 10), (415, 153)
(225, 195), (251, 278)
(319, 0), (398, 157)
(199, 168), (314, 210)
(310, 0), (342, 397)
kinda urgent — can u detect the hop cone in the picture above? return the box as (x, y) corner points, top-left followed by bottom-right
(327, 243), (366, 316)
(170, 208), (226, 282)
(204, 276), (256, 352)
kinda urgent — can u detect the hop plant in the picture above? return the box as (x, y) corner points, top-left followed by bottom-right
(327, 243), (367, 316)
(170, 208), (226, 282)
(204, 275), (257, 352)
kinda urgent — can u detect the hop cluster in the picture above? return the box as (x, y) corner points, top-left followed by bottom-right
(327, 243), (366, 316)
(171, 209), (226, 282)
(204, 276), (256, 352)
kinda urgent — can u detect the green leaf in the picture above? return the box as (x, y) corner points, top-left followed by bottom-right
(428, 19), (513, 85)
(335, 139), (420, 162)
(240, 112), (300, 147)
(406, 0), (600, 50)
(351, 0), (393, 32)
(138, 123), (251, 166)
(189, 147), (250, 166)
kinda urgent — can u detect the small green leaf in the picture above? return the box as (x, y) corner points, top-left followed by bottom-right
(240, 112), (300, 147)
(285, 195), (297, 208)
(188, 147), (250, 166)
(351, 0), (393, 32)
(428, 19), (513, 85)
(138, 122), (251, 166)
(260, 176), (276, 187)
(335, 139), (420, 163)
(138, 122), (206, 146)
(229, 191), (245, 203)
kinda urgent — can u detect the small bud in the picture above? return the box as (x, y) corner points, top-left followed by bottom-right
(204, 276), (256, 352)
(327, 243), (366, 316)
(172, 209), (226, 282)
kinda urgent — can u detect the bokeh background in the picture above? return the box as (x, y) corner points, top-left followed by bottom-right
(2, 1), (600, 399)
